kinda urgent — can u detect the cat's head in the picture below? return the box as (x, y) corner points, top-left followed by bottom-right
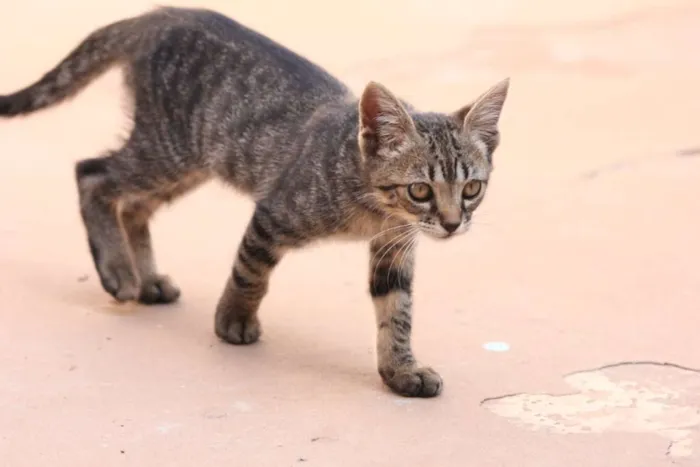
(358, 78), (509, 239)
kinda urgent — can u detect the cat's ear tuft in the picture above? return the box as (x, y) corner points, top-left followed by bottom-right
(358, 81), (416, 156)
(453, 77), (510, 156)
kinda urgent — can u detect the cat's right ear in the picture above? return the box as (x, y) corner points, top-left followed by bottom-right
(358, 81), (417, 157)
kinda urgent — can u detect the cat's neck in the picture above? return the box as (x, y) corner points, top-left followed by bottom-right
(299, 97), (389, 225)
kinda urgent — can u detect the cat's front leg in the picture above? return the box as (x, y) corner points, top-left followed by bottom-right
(215, 204), (291, 345)
(369, 231), (443, 397)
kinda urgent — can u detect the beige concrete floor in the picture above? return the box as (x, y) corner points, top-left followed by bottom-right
(1, 0), (699, 465)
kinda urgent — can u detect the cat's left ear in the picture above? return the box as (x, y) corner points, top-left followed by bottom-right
(452, 78), (510, 157)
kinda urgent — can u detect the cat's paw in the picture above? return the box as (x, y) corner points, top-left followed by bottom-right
(96, 261), (140, 303)
(380, 366), (443, 398)
(215, 314), (262, 345)
(139, 275), (181, 304)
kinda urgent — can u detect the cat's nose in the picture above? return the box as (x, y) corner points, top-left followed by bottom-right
(441, 222), (460, 234)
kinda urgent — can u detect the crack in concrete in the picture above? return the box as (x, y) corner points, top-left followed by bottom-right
(567, 360), (700, 376)
(481, 361), (700, 459)
(480, 361), (700, 406)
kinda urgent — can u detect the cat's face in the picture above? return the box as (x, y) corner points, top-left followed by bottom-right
(358, 79), (508, 239)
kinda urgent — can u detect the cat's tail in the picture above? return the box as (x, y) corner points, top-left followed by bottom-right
(0, 17), (140, 117)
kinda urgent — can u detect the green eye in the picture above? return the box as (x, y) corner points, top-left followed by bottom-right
(407, 183), (433, 202)
(462, 180), (482, 199)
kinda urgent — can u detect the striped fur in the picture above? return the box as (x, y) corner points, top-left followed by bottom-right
(0, 7), (509, 397)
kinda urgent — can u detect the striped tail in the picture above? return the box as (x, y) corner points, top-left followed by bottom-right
(0, 18), (136, 117)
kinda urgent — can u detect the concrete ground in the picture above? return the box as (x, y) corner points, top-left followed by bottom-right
(1, 0), (699, 465)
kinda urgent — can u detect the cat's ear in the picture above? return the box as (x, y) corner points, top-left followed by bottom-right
(453, 78), (510, 156)
(358, 81), (417, 156)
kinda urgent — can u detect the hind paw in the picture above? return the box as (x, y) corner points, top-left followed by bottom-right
(138, 275), (181, 304)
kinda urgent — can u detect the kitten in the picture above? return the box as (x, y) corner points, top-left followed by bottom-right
(0, 6), (509, 397)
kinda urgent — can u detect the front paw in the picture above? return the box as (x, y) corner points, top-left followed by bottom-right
(215, 310), (262, 345)
(380, 366), (443, 398)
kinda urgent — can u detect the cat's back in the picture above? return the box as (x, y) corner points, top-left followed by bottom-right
(147, 7), (350, 99)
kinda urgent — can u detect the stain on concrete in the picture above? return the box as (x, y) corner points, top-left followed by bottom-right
(482, 362), (700, 458)
(678, 147), (700, 157)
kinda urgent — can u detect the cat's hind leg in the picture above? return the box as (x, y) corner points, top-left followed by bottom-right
(75, 151), (141, 302)
(120, 198), (180, 304)
(75, 141), (207, 303)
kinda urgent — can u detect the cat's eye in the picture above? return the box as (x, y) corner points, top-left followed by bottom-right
(462, 180), (482, 199)
(407, 183), (433, 202)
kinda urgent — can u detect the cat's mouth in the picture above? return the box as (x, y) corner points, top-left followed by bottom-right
(430, 231), (457, 240)
(419, 225), (453, 239)
(419, 221), (471, 240)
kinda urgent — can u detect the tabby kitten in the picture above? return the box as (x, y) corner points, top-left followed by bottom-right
(0, 7), (509, 397)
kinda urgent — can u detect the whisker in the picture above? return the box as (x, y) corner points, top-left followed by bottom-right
(388, 235), (412, 281)
(367, 222), (415, 245)
(391, 234), (418, 291)
(402, 236), (420, 289)
(371, 227), (418, 283)
(371, 227), (416, 269)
